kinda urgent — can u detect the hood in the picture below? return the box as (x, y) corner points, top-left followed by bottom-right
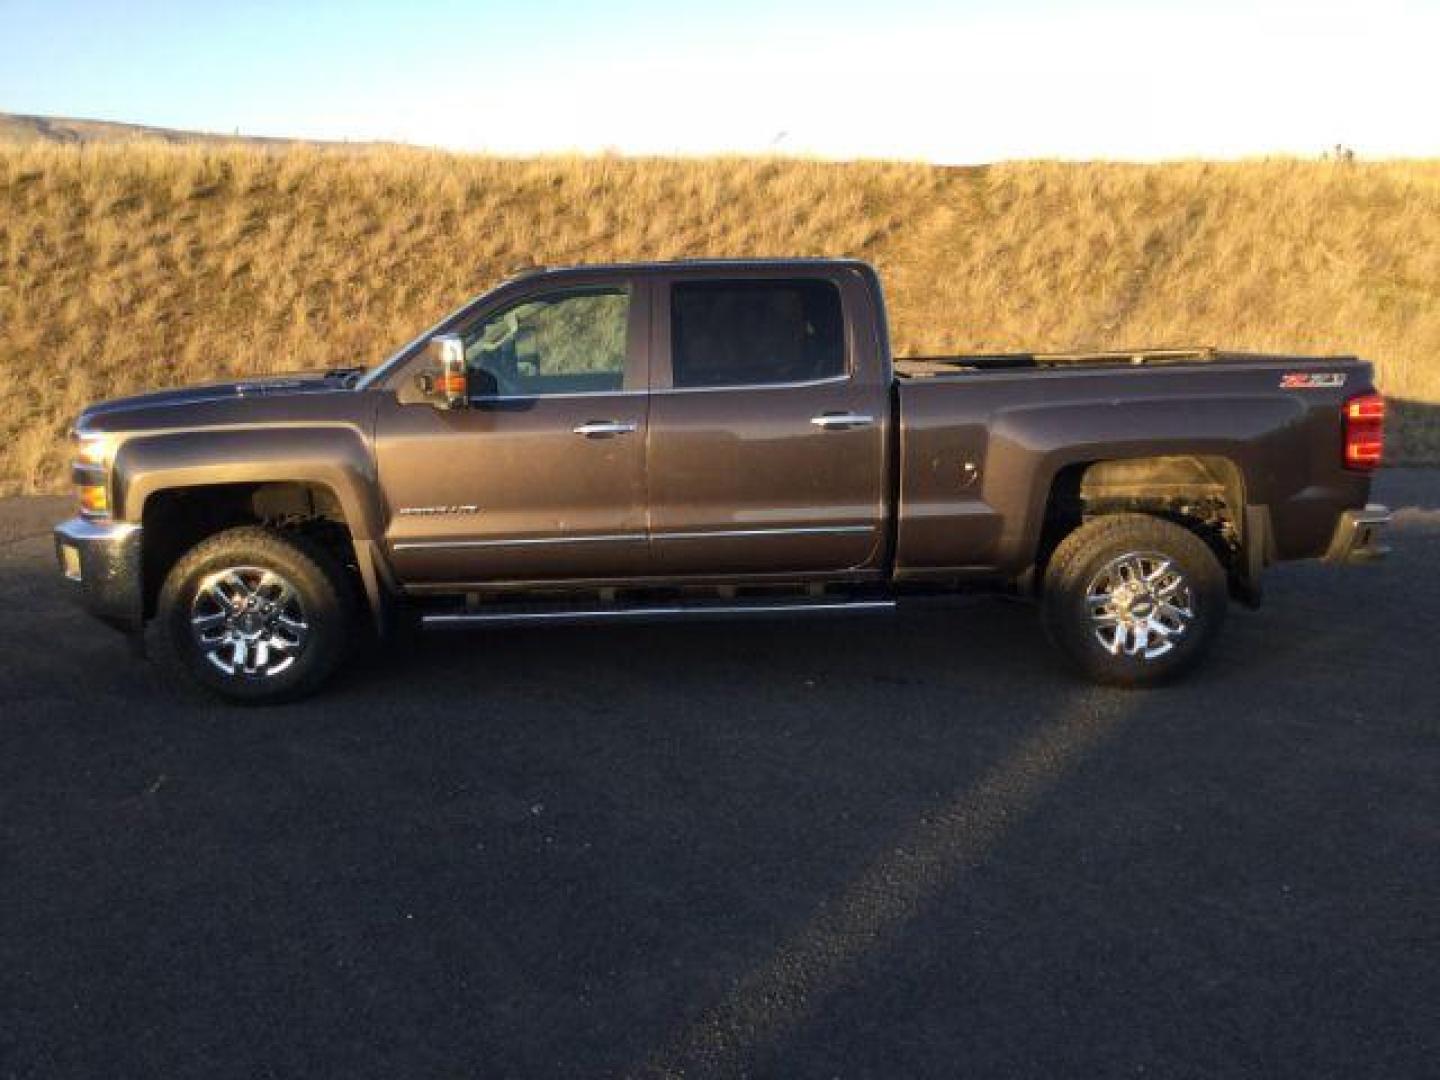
(76, 367), (365, 429)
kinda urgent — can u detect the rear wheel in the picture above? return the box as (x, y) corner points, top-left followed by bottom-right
(1041, 514), (1227, 687)
(154, 526), (356, 703)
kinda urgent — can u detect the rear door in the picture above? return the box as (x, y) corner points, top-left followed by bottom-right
(376, 275), (652, 584)
(646, 269), (889, 576)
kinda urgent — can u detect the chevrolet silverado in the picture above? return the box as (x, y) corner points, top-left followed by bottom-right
(55, 259), (1390, 702)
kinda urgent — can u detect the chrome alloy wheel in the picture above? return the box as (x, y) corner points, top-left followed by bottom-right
(1084, 551), (1194, 660)
(189, 566), (309, 678)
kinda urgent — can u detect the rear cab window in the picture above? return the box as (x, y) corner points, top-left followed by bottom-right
(668, 279), (846, 389)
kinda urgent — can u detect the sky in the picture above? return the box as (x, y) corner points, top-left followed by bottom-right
(2, 0), (1438, 162)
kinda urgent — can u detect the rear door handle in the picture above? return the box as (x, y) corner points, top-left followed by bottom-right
(810, 412), (875, 430)
(573, 420), (638, 438)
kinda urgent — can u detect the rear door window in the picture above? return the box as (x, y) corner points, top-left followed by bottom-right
(670, 279), (845, 389)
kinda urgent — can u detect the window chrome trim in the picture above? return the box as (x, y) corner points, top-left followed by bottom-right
(653, 374), (851, 396)
(466, 389), (646, 404)
(461, 373), (853, 403)
(392, 533), (646, 552)
(655, 525), (874, 541)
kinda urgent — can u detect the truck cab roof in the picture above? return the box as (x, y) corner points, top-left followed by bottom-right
(502, 257), (877, 281)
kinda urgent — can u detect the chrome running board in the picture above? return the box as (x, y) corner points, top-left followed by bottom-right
(421, 598), (896, 629)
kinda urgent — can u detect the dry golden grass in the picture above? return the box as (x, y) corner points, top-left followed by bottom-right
(2, 143), (1438, 493)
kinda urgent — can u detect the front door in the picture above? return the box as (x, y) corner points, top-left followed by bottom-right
(376, 278), (650, 584)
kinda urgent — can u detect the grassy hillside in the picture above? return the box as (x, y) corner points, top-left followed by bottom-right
(0, 110), (380, 148)
(2, 143), (1438, 493)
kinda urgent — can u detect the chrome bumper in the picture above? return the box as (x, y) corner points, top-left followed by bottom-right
(1323, 504), (1391, 563)
(53, 517), (145, 631)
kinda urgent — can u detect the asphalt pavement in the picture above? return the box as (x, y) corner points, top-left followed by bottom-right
(1, 473), (1437, 1078)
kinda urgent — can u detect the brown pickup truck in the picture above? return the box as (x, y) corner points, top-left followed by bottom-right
(54, 258), (1390, 702)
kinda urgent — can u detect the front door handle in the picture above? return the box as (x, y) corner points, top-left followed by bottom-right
(810, 412), (875, 430)
(573, 420), (638, 438)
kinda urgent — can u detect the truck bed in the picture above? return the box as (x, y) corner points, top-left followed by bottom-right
(895, 348), (1355, 378)
(891, 350), (1375, 579)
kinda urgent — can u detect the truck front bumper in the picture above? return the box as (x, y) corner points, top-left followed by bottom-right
(1323, 503), (1391, 563)
(53, 517), (145, 632)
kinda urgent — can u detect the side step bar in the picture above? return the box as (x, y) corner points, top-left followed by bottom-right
(421, 598), (896, 630)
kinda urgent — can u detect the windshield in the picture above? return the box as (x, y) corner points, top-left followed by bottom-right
(354, 294), (482, 391)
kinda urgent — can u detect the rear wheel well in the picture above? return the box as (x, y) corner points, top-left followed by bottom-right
(1036, 455), (1244, 587)
(140, 482), (362, 620)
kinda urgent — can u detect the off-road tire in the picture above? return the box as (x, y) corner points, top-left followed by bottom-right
(1041, 513), (1228, 687)
(153, 526), (356, 704)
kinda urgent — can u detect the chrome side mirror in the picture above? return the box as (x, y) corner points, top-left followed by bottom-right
(422, 334), (468, 410)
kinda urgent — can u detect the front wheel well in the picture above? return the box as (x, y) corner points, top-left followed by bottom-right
(140, 481), (362, 620)
(1035, 455), (1245, 590)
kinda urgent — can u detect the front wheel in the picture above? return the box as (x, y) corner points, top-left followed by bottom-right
(154, 526), (356, 703)
(1041, 514), (1228, 687)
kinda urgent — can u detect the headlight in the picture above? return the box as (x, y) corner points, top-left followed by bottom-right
(72, 432), (115, 519)
(75, 433), (113, 468)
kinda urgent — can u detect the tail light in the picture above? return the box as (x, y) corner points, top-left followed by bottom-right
(1342, 392), (1385, 470)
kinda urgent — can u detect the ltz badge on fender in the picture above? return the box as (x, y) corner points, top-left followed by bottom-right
(397, 505), (482, 516)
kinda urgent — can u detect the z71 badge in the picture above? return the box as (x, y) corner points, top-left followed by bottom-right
(1280, 372), (1347, 389)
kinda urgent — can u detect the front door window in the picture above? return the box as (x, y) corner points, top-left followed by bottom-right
(464, 288), (631, 398)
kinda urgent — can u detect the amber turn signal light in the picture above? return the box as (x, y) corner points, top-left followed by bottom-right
(78, 482), (110, 517)
(437, 371), (468, 398)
